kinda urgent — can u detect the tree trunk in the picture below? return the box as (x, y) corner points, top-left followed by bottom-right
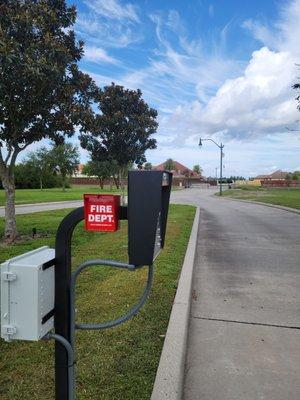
(113, 176), (120, 189)
(40, 177), (43, 191)
(119, 166), (127, 205)
(1, 170), (17, 242)
(62, 175), (66, 192)
(98, 177), (104, 189)
(119, 166), (127, 192)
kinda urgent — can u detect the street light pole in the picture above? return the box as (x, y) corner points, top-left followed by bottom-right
(199, 138), (224, 196)
(220, 143), (224, 196)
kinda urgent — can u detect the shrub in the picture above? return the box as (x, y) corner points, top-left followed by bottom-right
(14, 163), (62, 189)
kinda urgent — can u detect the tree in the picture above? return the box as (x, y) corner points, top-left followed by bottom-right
(292, 171), (300, 180)
(164, 159), (175, 171)
(193, 164), (203, 175)
(26, 147), (52, 191)
(293, 77), (300, 109)
(284, 172), (300, 181)
(48, 143), (79, 191)
(14, 161), (60, 189)
(0, 0), (98, 241)
(80, 83), (158, 185)
(144, 162), (152, 170)
(83, 159), (118, 189)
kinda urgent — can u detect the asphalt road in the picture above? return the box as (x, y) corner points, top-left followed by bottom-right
(171, 188), (300, 400)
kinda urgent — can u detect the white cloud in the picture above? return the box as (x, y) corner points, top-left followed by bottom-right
(161, 0), (300, 144)
(76, 0), (141, 49)
(208, 4), (214, 18)
(166, 10), (185, 35)
(83, 0), (140, 22)
(198, 47), (298, 137)
(243, 0), (300, 56)
(83, 46), (117, 64)
(79, 0), (300, 176)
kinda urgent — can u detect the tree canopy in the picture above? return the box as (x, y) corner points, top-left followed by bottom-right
(0, 0), (98, 154)
(47, 143), (80, 191)
(144, 162), (152, 170)
(293, 80), (300, 111)
(193, 164), (202, 175)
(0, 0), (98, 240)
(164, 159), (175, 171)
(83, 159), (118, 188)
(80, 83), (158, 170)
(26, 147), (52, 190)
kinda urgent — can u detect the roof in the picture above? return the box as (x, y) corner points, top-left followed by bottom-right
(256, 170), (288, 180)
(153, 160), (200, 177)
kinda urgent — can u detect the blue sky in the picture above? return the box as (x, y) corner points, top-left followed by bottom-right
(37, 0), (300, 177)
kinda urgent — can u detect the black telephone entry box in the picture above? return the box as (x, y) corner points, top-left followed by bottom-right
(127, 170), (172, 266)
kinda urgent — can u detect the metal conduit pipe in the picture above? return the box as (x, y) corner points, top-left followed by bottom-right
(70, 259), (153, 345)
(43, 332), (75, 400)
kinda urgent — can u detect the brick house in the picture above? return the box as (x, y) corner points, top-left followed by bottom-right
(152, 160), (201, 178)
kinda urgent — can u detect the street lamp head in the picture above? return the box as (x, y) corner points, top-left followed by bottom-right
(199, 138), (202, 147)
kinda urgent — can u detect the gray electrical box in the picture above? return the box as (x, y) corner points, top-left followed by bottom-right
(0, 246), (55, 342)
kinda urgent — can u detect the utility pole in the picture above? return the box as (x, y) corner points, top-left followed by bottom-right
(199, 138), (225, 196)
(220, 143), (224, 196)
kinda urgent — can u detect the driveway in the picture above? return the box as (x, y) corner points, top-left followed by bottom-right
(171, 188), (300, 400)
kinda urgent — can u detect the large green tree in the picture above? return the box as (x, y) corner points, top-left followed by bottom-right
(193, 164), (203, 175)
(83, 159), (118, 189)
(48, 143), (80, 191)
(144, 162), (152, 170)
(293, 80), (300, 110)
(0, 0), (98, 241)
(164, 158), (175, 171)
(80, 83), (158, 180)
(26, 147), (52, 191)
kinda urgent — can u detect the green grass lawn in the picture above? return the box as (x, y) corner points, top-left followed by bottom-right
(0, 186), (121, 206)
(0, 204), (195, 400)
(221, 186), (300, 209)
(0, 185), (180, 207)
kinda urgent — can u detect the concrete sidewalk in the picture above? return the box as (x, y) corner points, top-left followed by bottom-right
(171, 189), (300, 400)
(0, 200), (83, 216)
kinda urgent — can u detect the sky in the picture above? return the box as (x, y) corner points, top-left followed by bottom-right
(31, 0), (300, 177)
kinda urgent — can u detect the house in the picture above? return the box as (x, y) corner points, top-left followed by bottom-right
(255, 170), (288, 180)
(74, 163), (87, 177)
(152, 160), (201, 177)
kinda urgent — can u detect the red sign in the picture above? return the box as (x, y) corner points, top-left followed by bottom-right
(84, 194), (120, 232)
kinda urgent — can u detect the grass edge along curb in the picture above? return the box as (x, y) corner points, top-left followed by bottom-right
(151, 207), (200, 400)
(219, 196), (300, 215)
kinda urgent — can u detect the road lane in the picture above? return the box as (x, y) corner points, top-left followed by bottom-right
(171, 188), (300, 400)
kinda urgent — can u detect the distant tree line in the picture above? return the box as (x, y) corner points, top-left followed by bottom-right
(285, 171), (300, 180)
(0, 143), (80, 191)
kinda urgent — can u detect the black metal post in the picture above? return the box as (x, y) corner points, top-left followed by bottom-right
(220, 143), (224, 196)
(54, 205), (128, 400)
(55, 206), (84, 400)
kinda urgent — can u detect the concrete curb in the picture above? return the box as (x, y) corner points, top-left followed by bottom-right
(219, 196), (300, 215)
(151, 207), (200, 400)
